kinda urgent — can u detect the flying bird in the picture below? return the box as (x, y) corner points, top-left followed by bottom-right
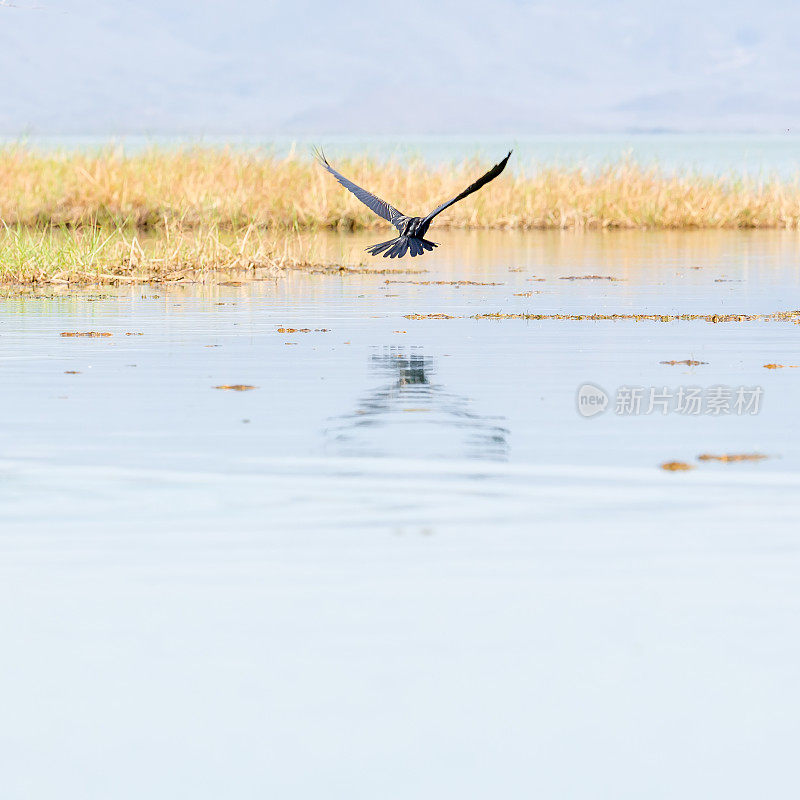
(314, 148), (512, 258)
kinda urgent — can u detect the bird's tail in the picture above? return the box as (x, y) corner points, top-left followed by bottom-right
(365, 236), (438, 259)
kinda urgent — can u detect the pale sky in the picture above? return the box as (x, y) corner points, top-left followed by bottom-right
(2, 0), (799, 134)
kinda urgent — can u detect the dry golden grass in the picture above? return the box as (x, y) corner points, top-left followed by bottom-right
(4, 145), (800, 232)
(6, 145), (800, 285)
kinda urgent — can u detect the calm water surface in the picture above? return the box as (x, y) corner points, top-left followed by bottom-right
(2, 230), (800, 798)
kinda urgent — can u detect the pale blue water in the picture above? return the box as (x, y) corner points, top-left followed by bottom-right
(2, 229), (800, 799)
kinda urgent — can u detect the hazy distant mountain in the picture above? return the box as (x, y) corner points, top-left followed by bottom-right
(2, 0), (800, 135)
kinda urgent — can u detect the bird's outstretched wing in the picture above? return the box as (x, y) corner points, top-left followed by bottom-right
(314, 148), (405, 227)
(422, 151), (512, 225)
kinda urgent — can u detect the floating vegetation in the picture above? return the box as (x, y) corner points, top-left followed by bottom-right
(469, 310), (800, 323)
(276, 327), (329, 333)
(404, 313), (456, 320)
(384, 280), (503, 286)
(307, 266), (425, 276)
(559, 275), (624, 281)
(60, 331), (112, 337)
(661, 461), (695, 471)
(64, 370), (81, 374)
(214, 384), (257, 391)
(763, 363), (800, 369)
(697, 453), (769, 463)
(513, 291), (543, 297)
(660, 359), (708, 365)
(402, 309), (800, 324)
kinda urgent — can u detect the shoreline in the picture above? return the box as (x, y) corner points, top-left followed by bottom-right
(2, 224), (800, 287)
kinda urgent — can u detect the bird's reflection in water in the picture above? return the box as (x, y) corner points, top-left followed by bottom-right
(327, 346), (509, 460)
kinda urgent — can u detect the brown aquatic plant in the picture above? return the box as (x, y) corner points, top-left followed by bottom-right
(697, 453), (769, 462)
(559, 275), (624, 281)
(404, 313), (456, 320)
(385, 280), (503, 286)
(661, 461), (695, 471)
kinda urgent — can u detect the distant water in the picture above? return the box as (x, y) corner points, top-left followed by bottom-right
(5, 133), (800, 177)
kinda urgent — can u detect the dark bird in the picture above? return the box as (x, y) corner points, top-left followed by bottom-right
(314, 148), (512, 258)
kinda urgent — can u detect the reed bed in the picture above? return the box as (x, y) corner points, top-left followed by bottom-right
(5, 145), (800, 284)
(4, 146), (800, 233)
(0, 224), (321, 285)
